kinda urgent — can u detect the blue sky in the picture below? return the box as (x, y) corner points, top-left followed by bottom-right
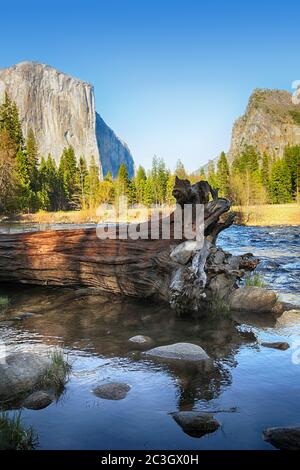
(1, 0), (299, 172)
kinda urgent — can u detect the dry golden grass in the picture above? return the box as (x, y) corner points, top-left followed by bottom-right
(233, 204), (300, 226)
(17, 206), (176, 225)
(7, 204), (300, 226)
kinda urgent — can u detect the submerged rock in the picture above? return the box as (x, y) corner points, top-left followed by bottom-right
(230, 287), (277, 313)
(171, 411), (220, 438)
(128, 335), (153, 347)
(263, 426), (300, 450)
(23, 391), (53, 410)
(256, 259), (280, 271)
(92, 382), (131, 400)
(143, 342), (209, 363)
(0, 352), (51, 403)
(261, 341), (290, 351)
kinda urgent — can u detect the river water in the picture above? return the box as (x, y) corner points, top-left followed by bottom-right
(0, 224), (299, 449)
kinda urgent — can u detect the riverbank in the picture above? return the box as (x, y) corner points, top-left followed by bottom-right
(0, 204), (299, 226)
(233, 204), (300, 226)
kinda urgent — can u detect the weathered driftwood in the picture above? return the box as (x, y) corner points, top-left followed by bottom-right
(0, 178), (258, 313)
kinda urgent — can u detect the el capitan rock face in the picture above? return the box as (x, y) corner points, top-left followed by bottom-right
(0, 61), (134, 177)
(96, 112), (134, 178)
(228, 88), (300, 160)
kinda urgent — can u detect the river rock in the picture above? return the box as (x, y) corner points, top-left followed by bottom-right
(263, 426), (300, 450)
(271, 302), (284, 315)
(92, 382), (131, 400)
(261, 341), (290, 351)
(230, 287), (277, 313)
(0, 352), (51, 403)
(23, 391), (53, 410)
(143, 342), (209, 362)
(171, 412), (220, 438)
(276, 310), (300, 327)
(128, 335), (153, 347)
(226, 255), (241, 270)
(211, 249), (226, 265)
(256, 259), (280, 271)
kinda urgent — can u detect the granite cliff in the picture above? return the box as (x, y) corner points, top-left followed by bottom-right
(0, 61), (134, 178)
(228, 88), (300, 160)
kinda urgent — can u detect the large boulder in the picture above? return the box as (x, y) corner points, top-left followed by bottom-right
(171, 411), (220, 438)
(263, 426), (300, 450)
(143, 343), (209, 363)
(230, 287), (277, 313)
(0, 352), (51, 403)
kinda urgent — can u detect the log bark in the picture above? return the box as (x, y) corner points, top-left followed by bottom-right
(0, 178), (258, 313)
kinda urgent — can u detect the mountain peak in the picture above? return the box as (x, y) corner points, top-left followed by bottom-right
(228, 88), (300, 160)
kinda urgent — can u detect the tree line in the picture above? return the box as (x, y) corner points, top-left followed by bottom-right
(206, 145), (299, 205)
(0, 92), (299, 214)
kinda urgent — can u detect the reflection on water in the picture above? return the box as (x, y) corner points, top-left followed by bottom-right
(0, 223), (299, 449)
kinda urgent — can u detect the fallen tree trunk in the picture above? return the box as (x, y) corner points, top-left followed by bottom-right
(0, 178), (259, 313)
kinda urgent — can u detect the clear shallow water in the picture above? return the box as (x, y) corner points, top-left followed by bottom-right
(218, 225), (300, 305)
(0, 224), (299, 450)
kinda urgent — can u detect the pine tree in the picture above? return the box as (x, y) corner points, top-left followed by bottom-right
(58, 146), (80, 209)
(207, 160), (218, 188)
(0, 129), (17, 213)
(156, 157), (168, 204)
(135, 165), (147, 204)
(115, 162), (129, 204)
(269, 159), (292, 203)
(37, 155), (60, 211)
(174, 159), (187, 179)
(284, 145), (300, 201)
(261, 153), (271, 186)
(15, 147), (33, 211)
(216, 152), (230, 197)
(78, 156), (88, 208)
(142, 177), (154, 207)
(232, 145), (260, 174)
(85, 156), (100, 208)
(127, 180), (137, 205)
(104, 170), (113, 182)
(26, 128), (39, 191)
(231, 146), (265, 205)
(0, 92), (24, 148)
(36, 156), (51, 210)
(166, 173), (176, 205)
